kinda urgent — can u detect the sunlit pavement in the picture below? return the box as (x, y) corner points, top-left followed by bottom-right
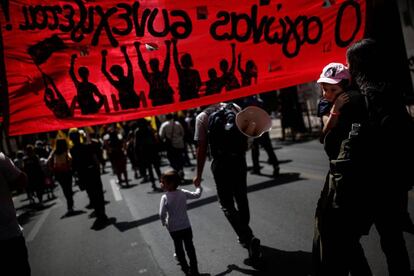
(14, 138), (414, 275)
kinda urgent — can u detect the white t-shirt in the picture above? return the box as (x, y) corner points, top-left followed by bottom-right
(0, 152), (23, 240)
(159, 120), (185, 149)
(159, 187), (202, 232)
(193, 103), (226, 143)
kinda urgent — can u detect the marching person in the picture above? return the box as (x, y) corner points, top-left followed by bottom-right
(0, 152), (31, 275)
(159, 170), (202, 275)
(312, 62), (372, 275)
(193, 103), (261, 264)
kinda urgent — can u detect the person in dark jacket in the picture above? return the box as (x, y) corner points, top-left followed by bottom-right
(346, 38), (413, 276)
(313, 63), (372, 276)
(69, 130), (109, 229)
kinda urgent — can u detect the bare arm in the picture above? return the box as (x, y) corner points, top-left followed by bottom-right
(134, 41), (150, 82)
(193, 139), (207, 187)
(320, 93), (349, 142)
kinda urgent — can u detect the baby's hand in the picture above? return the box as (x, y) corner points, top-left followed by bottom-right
(332, 93), (349, 113)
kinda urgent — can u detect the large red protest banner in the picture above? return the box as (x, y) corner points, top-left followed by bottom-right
(0, 0), (365, 136)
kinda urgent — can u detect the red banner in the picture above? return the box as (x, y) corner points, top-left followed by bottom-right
(0, 0), (366, 136)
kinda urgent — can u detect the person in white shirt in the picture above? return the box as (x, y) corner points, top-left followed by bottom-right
(159, 170), (202, 276)
(0, 152), (31, 275)
(159, 113), (186, 178)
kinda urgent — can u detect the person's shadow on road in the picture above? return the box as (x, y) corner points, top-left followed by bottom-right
(60, 210), (86, 219)
(215, 245), (312, 276)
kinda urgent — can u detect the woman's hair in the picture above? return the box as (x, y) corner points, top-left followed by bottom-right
(55, 139), (68, 155)
(161, 170), (181, 189)
(346, 38), (386, 88)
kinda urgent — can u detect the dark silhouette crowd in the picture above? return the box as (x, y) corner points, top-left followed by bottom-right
(41, 42), (263, 118)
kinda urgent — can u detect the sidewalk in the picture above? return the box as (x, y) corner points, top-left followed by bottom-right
(268, 116), (321, 141)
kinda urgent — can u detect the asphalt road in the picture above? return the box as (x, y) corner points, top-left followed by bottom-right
(14, 138), (414, 276)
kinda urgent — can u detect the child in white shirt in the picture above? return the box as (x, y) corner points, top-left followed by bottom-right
(159, 170), (202, 276)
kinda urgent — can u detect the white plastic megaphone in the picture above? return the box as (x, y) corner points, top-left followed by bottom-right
(236, 106), (272, 138)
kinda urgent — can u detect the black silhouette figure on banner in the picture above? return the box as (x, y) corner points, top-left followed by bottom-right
(101, 46), (140, 110)
(172, 39), (202, 101)
(219, 43), (241, 92)
(41, 73), (72, 119)
(134, 41), (174, 107)
(204, 68), (222, 96)
(238, 53), (258, 87)
(69, 54), (105, 115)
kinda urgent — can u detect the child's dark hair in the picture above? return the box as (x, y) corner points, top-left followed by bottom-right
(161, 170), (181, 189)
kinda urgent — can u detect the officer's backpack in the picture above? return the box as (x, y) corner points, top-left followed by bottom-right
(208, 103), (247, 158)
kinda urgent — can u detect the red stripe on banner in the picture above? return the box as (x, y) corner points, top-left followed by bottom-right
(0, 0), (366, 136)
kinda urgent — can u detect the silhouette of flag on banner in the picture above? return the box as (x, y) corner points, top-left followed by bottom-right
(28, 34), (66, 65)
